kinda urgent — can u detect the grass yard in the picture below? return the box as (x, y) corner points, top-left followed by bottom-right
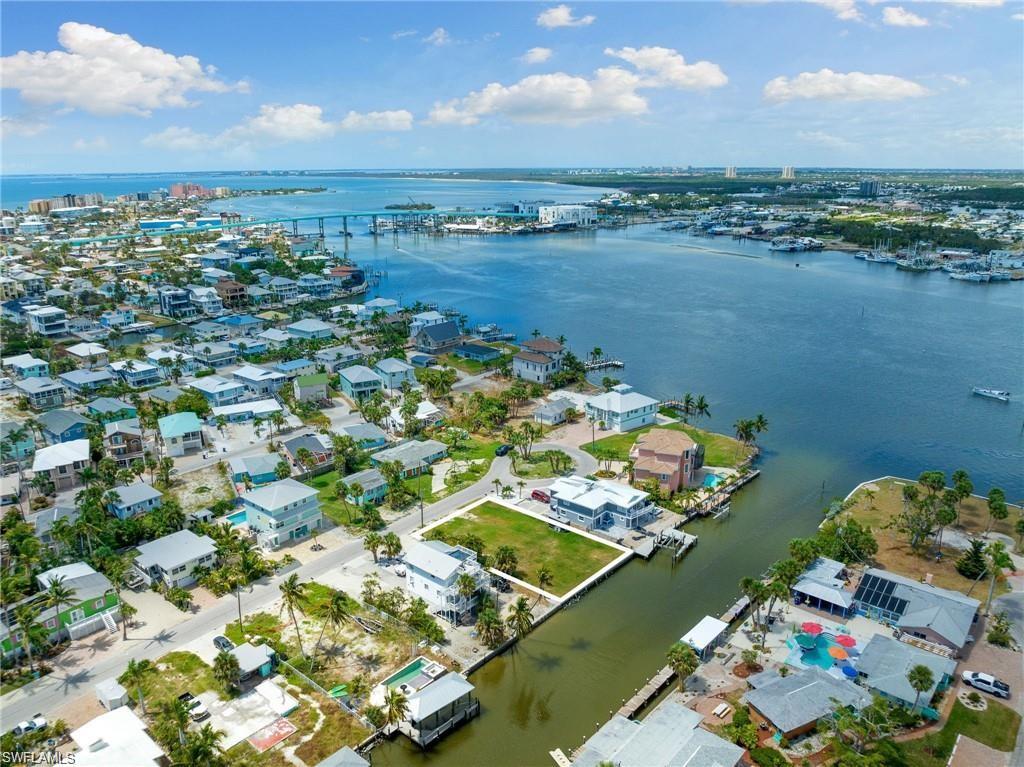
(898, 699), (1021, 767)
(844, 478), (1019, 594)
(134, 311), (176, 328)
(120, 651), (219, 710)
(305, 470), (359, 525)
(582, 421), (752, 468)
(436, 343), (517, 374)
(511, 450), (574, 479)
(425, 501), (621, 596)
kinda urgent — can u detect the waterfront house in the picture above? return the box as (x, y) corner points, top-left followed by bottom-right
(189, 375), (247, 407)
(158, 285), (198, 319)
(342, 468), (387, 505)
(336, 422), (388, 450)
(408, 310), (445, 336)
(38, 409), (89, 444)
(65, 342), (109, 368)
(191, 342), (237, 368)
(247, 285), (273, 306)
(186, 284), (224, 315)
(238, 478), (323, 549)
(339, 365), (384, 401)
(16, 376), (66, 410)
(680, 616), (729, 661)
(791, 557), (855, 617)
(193, 320), (231, 341)
(743, 666), (870, 740)
(533, 397), (574, 426)
(414, 320), (462, 354)
(133, 529), (217, 589)
(31, 439), (90, 491)
(87, 397), (138, 423)
(853, 568), (980, 654)
(104, 419), (145, 467)
(287, 318), (334, 340)
(374, 358), (417, 392)
(314, 345), (362, 372)
(573, 693), (743, 767)
(158, 412), (205, 457)
(59, 369), (113, 396)
(855, 635), (955, 718)
(214, 279), (248, 308)
(108, 481), (162, 520)
(230, 453), (282, 487)
(233, 365), (287, 397)
(0, 563), (119, 658)
(409, 353), (436, 368)
(108, 359), (163, 388)
(405, 540), (488, 621)
(0, 419), (35, 459)
(282, 433), (334, 467)
(217, 313), (265, 337)
(26, 306), (69, 338)
(453, 342), (501, 363)
(548, 475), (655, 531)
(3, 353), (49, 378)
(400, 672), (478, 747)
(294, 373), (330, 403)
(357, 297), (400, 320)
(267, 276), (299, 302)
(257, 327), (293, 349)
(630, 428), (703, 492)
(99, 307), (136, 329)
(512, 337), (564, 385)
(147, 348), (197, 377)
(296, 273), (333, 298)
(585, 384), (659, 433)
(370, 439), (447, 476)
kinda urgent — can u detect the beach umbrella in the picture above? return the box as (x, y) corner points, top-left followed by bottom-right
(795, 633), (817, 650)
(828, 645), (849, 660)
(841, 664), (858, 679)
(801, 622), (823, 635)
(835, 634), (856, 647)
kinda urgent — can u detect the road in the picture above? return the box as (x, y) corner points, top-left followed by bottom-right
(2, 442), (595, 724)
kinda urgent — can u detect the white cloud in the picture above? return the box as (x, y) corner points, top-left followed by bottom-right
(339, 109), (414, 131)
(604, 46), (728, 89)
(806, 0), (864, 21)
(944, 74), (969, 86)
(796, 129), (857, 150)
(423, 28), (450, 46)
(71, 136), (109, 152)
(0, 115), (48, 137)
(536, 4), (596, 28)
(221, 103), (335, 143)
(0, 22), (247, 117)
(764, 68), (929, 102)
(391, 29), (418, 40)
(944, 126), (1023, 145)
(521, 47), (553, 64)
(1013, 11), (1024, 19)
(882, 5), (930, 25)
(141, 125), (208, 151)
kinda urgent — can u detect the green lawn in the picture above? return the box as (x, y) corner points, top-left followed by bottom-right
(119, 651), (219, 710)
(304, 470), (355, 525)
(435, 343), (517, 374)
(425, 501), (621, 596)
(898, 700), (1022, 767)
(581, 422), (752, 468)
(511, 450), (574, 479)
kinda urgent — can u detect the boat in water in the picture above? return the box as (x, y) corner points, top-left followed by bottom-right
(972, 387), (1010, 402)
(854, 251), (869, 259)
(950, 271), (990, 282)
(896, 256), (940, 272)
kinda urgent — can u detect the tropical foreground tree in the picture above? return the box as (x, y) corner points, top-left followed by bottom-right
(506, 596), (533, 640)
(279, 574), (308, 660)
(315, 591), (353, 661)
(666, 642), (700, 692)
(213, 650), (241, 693)
(122, 658), (156, 715)
(907, 664), (935, 712)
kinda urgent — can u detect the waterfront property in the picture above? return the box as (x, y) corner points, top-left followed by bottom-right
(338, 364), (384, 401)
(108, 481), (163, 520)
(548, 475), (655, 532)
(742, 666), (871, 740)
(585, 383), (659, 433)
(64, 342), (109, 368)
(630, 428), (703, 491)
(792, 557), (856, 617)
(15, 376), (66, 409)
(414, 320), (462, 354)
(533, 397), (575, 426)
(404, 540), (488, 622)
(32, 439), (89, 490)
(679, 615), (729, 661)
(239, 478), (323, 549)
(158, 412), (205, 457)
(133, 529), (217, 589)
(855, 634), (955, 718)
(370, 439), (447, 476)
(512, 337), (564, 384)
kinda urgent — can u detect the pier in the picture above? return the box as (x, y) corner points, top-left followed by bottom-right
(617, 665), (676, 719)
(583, 357), (625, 371)
(654, 528), (698, 560)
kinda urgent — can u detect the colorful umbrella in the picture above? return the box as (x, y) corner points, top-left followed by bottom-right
(841, 664), (858, 678)
(795, 633), (817, 650)
(801, 622), (823, 635)
(828, 645), (849, 660)
(835, 634), (856, 647)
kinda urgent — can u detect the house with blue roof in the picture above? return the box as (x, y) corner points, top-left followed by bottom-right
(59, 369), (113, 396)
(339, 365), (383, 401)
(230, 453), (284, 487)
(336, 422), (389, 451)
(189, 375), (247, 407)
(374, 358), (417, 392)
(87, 398), (137, 423)
(108, 481), (163, 520)
(239, 478), (323, 549)
(158, 412), (205, 457)
(217, 314), (265, 337)
(229, 338), (267, 356)
(274, 358), (317, 379)
(38, 410), (90, 444)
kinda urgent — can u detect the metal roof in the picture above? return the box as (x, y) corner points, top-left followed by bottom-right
(742, 667), (871, 734)
(135, 529), (216, 571)
(855, 634), (956, 705)
(241, 478), (319, 511)
(406, 673), (475, 721)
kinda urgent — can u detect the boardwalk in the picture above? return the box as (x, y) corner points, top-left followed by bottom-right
(617, 665), (676, 719)
(583, 357), (625, 371)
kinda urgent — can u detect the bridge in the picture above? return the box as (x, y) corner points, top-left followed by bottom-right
(67, 209), (540, 245)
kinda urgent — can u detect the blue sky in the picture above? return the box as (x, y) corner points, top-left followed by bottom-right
(2, 1), (1022, 173)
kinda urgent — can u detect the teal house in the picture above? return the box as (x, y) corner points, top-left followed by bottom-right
(87, 397), (138, 424)
(342, 468), (387, 505)
(229, 453), (282, 487)
(0, 420), (35, 460)
(239, 478), (322, 549)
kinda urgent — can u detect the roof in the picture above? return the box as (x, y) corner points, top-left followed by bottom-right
(314, 746), (369, 767)
(242, 478), (319, 511)
(794, 576), (854, 608)
(189, 375), (245, 395)
(521, 337), (563, 354)
(38, 408), (90, 434)
(375, 357), (414, 374)
(742, 666), (871, 734)
(147, 385), (184, 403)
(296, 373), (330, 387)
(259, 328), (292, 341)
(405, 540), (464, 581)
(276, 358), (314, 371)
(283, 433), (332, 457)
(315, 345), (361, 361)
(586, 384), (659, 415)
(15, 376), (62, 394)
(406, 673), (475, 721)
(514, 351), (553, 365)
(230, 453), (282, 476)
(340, 365), (382, 384)
(112, 481), (162, 508)
(71, 704), (164, 767)
(288, 319), (332, 333)
(234, 365), (285, 383)
(856, 634), (957, 704)
(32, 439), (89, 471)
(549, 475), (648, 511)
(343, 468), (386, 492)
(65, 342), (108, 357)
(60, 369), (113, 385)
(417, 320), (460, 343)
(635, 428), (697, 455)
(338, 422), (387, 442)
(158, 411), (203, 438)
(29, 504), (79, 537)
(3, 353), (47, 369)
(211, 399), (282, 418)
(135, 529), (217, 570)
(372, 439), (447, 468)
(680, 616), (729, 652)
(231, 642), (275, 674)
(88, 396), (134, 413)
(38, 561), (96, 587)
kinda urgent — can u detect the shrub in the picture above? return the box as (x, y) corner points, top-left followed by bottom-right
(750, 747), (789, 767)
(955, 540), (988, 580)
(967, 691), (982, 704)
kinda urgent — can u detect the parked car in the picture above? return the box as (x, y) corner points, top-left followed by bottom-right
(495, 444), (512, 457)
(0, 377), (13, 391)
(11, 715), (47, 736)
(178, 692), (210, 721)
(962, 671), (1010, 699)
(125, 572), (146, 591)
(394, 564), (407, 577)
(213, 635), (234, 652)
(531, 489), (551, 503)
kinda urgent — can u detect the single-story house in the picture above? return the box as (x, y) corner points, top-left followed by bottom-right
(336, 422), (389, 450)
(146, 385), (185, 405)
(855, 634), (956, 718)
(69, 703), (163, 767)
(38, 408), (90, 444)
(29, 504), (79, 548)
(370, 439), (448, 476)
(108, 481), (163, 521)
(257, 327), (293, 348)
(274, 358), (317, 379)
(743, 666), (871, 739)
(533, 397), (575, 426)
(0, 419), (35, 459)
(387, 400), (442, 433)
(134, 529), (217, 589)
(792, 557), (855, 617)
(294, 373), (330, 403)
(230, 453), (283, 487)
(231, 642), (277, 680)
(0, 474), (21, 507)
(453, 342), (501, 363)
(282, 433), (333, 467)
(409, 353), (436, 368)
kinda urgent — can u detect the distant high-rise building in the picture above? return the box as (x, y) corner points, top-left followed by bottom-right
(170, 182), (215, 199)
(859, 180), (880, 197)
(781, 166), (796, 180)
(724, 166), (737, 179)
(213, 186), (231, 198)
(28, 199), (52, 214)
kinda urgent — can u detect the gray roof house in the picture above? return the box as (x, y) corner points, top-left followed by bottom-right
(314, 746), (369, 767)
(370, 439), (447, 476)
(108, 481), (163, 521)
(134, 529), (217, 589)
(855, 634), (957, 715)
(533, 397), (575, 426)
(792, 557), (855, 616)
(28, 505), (80, 546)
(342, 468), (387, 505)
(743, 666), (871, 738)
(413, 320), (461, 353)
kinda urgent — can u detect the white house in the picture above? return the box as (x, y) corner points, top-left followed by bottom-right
(70, 705), (164, 767)
(538, 204), (596, 227)
(233, 364), (287, 396)
(31, 439), (90, 491)
(512, 337), (564, 384)
(134, 529), (217, 589)
(584, 383), (659, 432)
(65, 342), (109, 368)
(404, 540), (487, 622)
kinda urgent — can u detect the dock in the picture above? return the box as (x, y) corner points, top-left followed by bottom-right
(684, 469), (761, 521)
(584, 357), (625, 371)
(654, 528), (698, 560)
(617, 665), (675, 718)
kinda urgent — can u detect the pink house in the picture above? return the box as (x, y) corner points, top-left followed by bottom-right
(630, 429), (703, 492)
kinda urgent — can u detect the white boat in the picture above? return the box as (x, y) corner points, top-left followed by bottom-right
(854, 251), (869, 259)
(950, 272), (989, 282)
(865, 250), (896, 263)
(972, 387), (1010, 402)
(769, 237), (805, 252)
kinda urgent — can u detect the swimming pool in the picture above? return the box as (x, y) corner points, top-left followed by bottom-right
(382, 657), (445, 691)
(702, 473), (723, 488)
(227, 510), (247, 526)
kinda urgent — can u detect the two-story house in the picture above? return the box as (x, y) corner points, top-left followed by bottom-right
(147, 348), (197, 377)
(158, 412), (205, 457)
(213, 279), (248, 309)
(414, 320), (462, 354)
(157, 286), (198, 319)
(99, 307), (136, 329)
(38, 409), (90, 444)
(548, 475), (656, 531)
(630, 428), (704, 492)
(133, 529), (217, 589)
(15, 377), (66, 410)
(512, 337), (564, 384)
(189, 375), (247, 407)
(104, 419), (146, 467)
(405, 540), (488, 621)
(0, 419), (35, 460)
(108, 360), (163, 388)
(216, 313), (265, 337)
(26, 306), (69, 338)
(108, 481), (163, 520)
(374, 358), (418, 392)
(238, 478), (323, 549)
(339, 365), (384, 401)
(191, 342), (237, 368)
(3, 354), (49, 378)
(314, 345), (362, 372)
(274, 358), (316, 379)
(59, 369), (114, 396)
(185, 285), (224, 316)
(31, 439), (90, 491)
(233, 365), (287, 397)
(64, 342), (109, 369)
(584, 383), (659, 433)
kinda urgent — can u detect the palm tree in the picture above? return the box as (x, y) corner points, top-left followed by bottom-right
(455, 572), (478, 610)
(505, 596), (533, 640)
(315, 591), (353, 660)
(363, 531), (383, 562)
(123, 658), (155, 715)
(681, 392), (695, 421)
(12, 604), (41, 673)
(693, 394), (710, 421)
(475, 607), (505, 648)
(279, 574), (308, 660)
(382, 532), (402, 561)
(178, 723), (226, 765)
(534, 567), (554, 609)
(383, 687), (409, 730)
(493, 545), (518, 574)
(157, 698), (191, 750)
(666, 641), (700, 692)
(752, 413), (769, 434)
(213, 650), (241, 693)
(907, 664), (934, 712)
(43, 575), (78, 641)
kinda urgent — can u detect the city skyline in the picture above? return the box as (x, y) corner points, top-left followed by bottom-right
(2, 1), (1023, 174)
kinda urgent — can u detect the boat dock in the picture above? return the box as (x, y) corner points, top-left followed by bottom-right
(654, 528), (698, 560)
(684, 469), (761, 521)
(584, 357), (625, 371)
(617, 665), (675, 719)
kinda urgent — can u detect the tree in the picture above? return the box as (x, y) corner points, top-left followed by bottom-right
(666, 642), (700, 692)
(907, 664), (935, 712)
(275, 460), (291, 480)
(279, 574), (308, 660)
(493, 545), (518, 575)
(955, 540), (988, 580)
(43, 575), (78, 641)
(475, 607), (506, 648)
(382, 531), (402, 561)
(12, 604), (41, 673)
(952, 469), (973, 525)
(534, 567), (554, 608)
(455, 572), (478, 606)
(315, 591), (353, 660)
(213, 650), (241, 693)
(364, 531), (383, 562)
(383, 687), (409, 729)
(983, 541), (1012, 615)
(123, 658), (155, 715)
(506, 596), (533, 640)
(986, 487), (1008, 532)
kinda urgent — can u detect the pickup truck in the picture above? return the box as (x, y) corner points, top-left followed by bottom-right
(11, 714), (47, 737)
(177, 692), (210, 721)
